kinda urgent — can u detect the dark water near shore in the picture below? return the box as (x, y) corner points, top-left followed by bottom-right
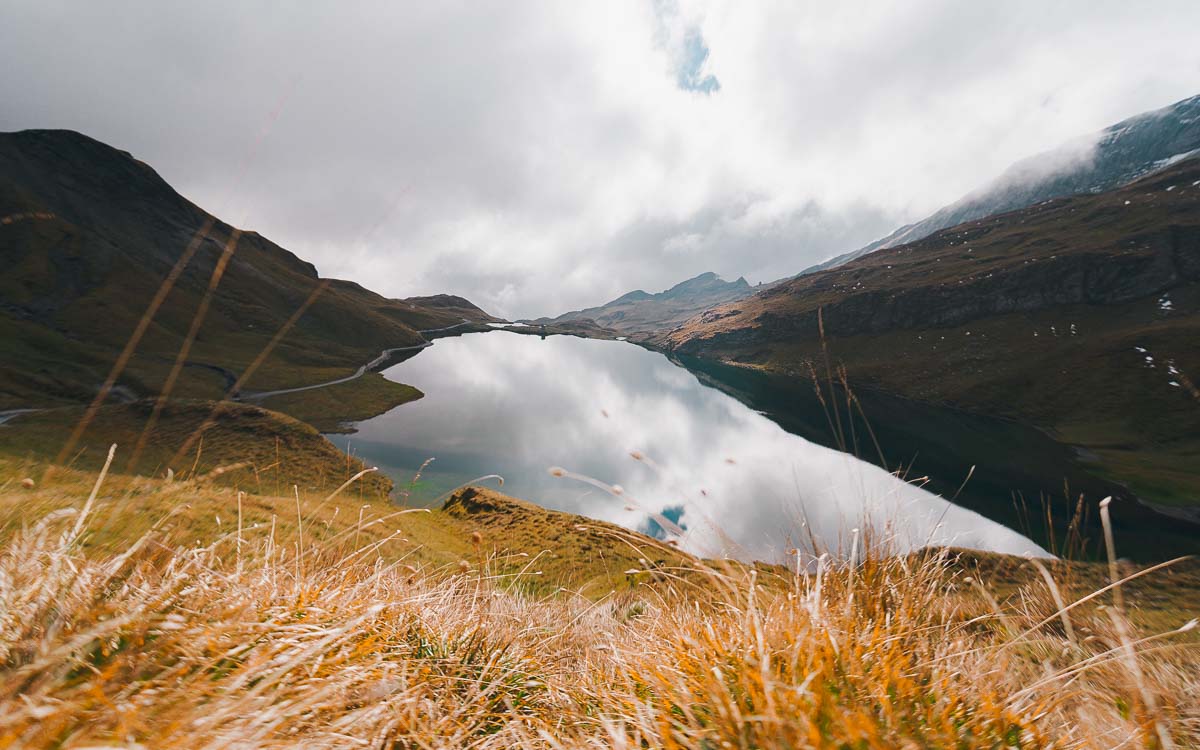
(329, 331), (1056, 564)
(672, 354), (1200, 561)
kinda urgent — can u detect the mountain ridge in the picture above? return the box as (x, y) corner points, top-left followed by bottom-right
(536, 270), (754, 335)
(0, 128), (496, 413)
(802, 93), (1200, 276)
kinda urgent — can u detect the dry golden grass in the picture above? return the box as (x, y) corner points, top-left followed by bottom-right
(1, 457), (1198, 748)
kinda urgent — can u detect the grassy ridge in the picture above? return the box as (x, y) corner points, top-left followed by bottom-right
(0, 456), (714, 597)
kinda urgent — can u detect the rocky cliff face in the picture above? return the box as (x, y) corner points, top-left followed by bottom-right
(685, 226), (1199, 354)
(668, 158), (1200, 354)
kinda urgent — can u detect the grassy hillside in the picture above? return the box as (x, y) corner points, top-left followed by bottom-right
(0, 130), (495, 424)
(254, 373), (425, 434)
(661, 158), (1200, 513)
(0, 456), (1197, 748)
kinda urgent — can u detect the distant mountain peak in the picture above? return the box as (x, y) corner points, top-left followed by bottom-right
(613, 289), (653, 303)
(663, 271), (746, 297)
(801, 92), (1200, 276)
(540, 271), (754, 335)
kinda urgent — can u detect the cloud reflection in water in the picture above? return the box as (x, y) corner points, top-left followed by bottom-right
(334, 332), (1049, 563)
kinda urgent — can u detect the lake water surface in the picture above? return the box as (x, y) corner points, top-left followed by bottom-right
(329, 331), (1049, 564)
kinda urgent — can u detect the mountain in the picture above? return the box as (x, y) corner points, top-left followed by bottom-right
(536, 271), (754, 335)
(803, 93), (1200, 276)
(0, 129), (495, 411)
(659, 157), (1200, 516)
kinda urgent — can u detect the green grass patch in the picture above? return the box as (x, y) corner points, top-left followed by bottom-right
(257, 372), (423, 433)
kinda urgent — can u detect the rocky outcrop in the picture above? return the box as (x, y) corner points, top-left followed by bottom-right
(819, 228), (1192, 337)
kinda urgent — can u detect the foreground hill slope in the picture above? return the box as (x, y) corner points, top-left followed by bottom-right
(0, 454), (699, 593)
(662, 158), (1200, 513)
(805, 92), (1200, 275)
(0, 129), (494, 412)
(536, 271), (755, 335)
(1, 459), (1197, 747)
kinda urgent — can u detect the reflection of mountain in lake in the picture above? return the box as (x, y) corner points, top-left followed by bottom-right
(671, 354), (1200, 561)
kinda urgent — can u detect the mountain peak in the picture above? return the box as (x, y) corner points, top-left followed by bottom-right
(664, 271), (749, 297)
(545, 271), (755, 335)
(801, 91), (1200, 277)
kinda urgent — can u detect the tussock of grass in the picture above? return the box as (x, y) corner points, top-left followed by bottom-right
(1, 464), (1198, 748)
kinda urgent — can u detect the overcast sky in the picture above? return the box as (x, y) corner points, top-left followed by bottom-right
(3, 1), (1199, 318)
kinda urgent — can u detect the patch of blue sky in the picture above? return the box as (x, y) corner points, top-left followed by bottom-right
(676, 30), (720, 94)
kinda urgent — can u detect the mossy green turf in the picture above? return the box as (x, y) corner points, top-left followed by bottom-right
(256, 373), (424, 433)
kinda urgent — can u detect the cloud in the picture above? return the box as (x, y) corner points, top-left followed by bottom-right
(2, 0), (1198, 318)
